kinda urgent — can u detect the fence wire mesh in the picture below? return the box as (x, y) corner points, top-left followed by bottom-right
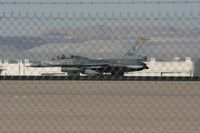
(0, 12), (200, 77)
(0, 1), (200, 5)
(0, 8), (200, 133)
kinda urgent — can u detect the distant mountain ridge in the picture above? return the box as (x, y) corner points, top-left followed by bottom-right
(0, 25), (199, 60)
(0, 36), (46, 50)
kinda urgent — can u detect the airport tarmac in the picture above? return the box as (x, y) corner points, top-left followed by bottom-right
(0, 81), (200, 133)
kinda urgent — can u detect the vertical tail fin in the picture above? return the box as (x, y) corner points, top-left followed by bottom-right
(123, 36), (150, 57)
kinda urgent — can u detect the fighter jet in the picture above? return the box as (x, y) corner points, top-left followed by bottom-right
(30, 55), (148, 76)
(30, 37), (150, 76)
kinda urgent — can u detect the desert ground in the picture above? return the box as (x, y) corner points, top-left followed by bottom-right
(0, 81), (200, 133)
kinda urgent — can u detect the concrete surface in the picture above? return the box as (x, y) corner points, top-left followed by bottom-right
(0, 81), (200, 133)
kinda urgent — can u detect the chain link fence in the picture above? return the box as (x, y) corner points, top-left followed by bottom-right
(0, 11), (199, 77)
(0, 2), (200, 132)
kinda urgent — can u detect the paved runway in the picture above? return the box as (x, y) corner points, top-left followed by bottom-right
(0, 81), (200, 133)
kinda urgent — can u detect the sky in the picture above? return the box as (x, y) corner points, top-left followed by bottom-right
(0, 0), (199, 15)
(0, 0), (199, 36)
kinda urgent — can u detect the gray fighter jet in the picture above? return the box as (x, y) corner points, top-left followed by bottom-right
(30, 37), (150, 76)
